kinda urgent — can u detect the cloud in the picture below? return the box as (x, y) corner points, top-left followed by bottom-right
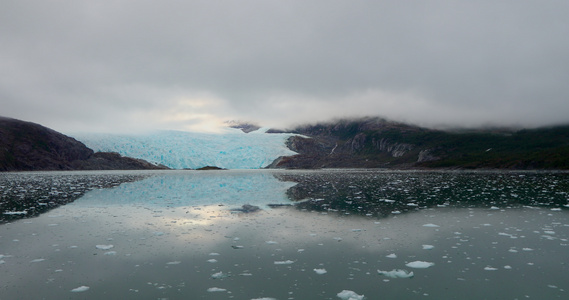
(1, 0), (569, 132)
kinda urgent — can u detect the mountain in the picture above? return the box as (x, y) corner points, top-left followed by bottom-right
(0, 117), (166, 171)
(267, 117), (569, 170)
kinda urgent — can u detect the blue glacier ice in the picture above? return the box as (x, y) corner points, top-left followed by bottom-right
(70, 128), (298, 169)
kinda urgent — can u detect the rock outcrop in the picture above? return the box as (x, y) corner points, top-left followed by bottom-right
(0, 116), (166, 171)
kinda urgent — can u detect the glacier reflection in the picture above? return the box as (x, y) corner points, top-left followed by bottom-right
(75, 170), (297, 209)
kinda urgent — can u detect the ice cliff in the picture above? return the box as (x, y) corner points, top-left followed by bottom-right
(70, 128), (297, 170)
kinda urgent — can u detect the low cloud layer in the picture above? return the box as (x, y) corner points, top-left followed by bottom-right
(2, 1), (569, 132)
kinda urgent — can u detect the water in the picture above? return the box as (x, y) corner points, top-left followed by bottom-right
(1, 170), (568, 299)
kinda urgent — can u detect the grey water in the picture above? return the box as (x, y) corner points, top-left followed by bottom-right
(1, 169), (568, 299)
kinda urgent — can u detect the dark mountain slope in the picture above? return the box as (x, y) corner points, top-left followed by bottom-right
(267, 117), (569, 170)
(0, 116), (165, 171)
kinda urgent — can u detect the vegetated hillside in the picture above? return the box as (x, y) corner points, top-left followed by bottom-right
(0, 116), (166, 171)
(267, 117), (569, 170)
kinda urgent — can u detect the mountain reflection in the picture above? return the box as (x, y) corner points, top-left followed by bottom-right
(275, 170), (569, 217)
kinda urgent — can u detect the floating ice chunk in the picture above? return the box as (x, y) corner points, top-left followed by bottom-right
(406, 261), (435, 268)
(71, 286), (90, 292)
(337, 289), (365, 300)
(377, 269), (414, 278)
(386, 253), (397, 258)
(484, 266), (498, 271)
(314, 268), (327, 275)
(550, 208), (561, 211)
(209, 252), (220, 256)
(265, 241), (278, 244)
(166, 261), (181, 265)
(422, 223), (440, 228)
(251, 298), (277, 300)
(30, 258), (45, 263)
(211, 271), (229, 279)
(490, 206), (500, 210)
(351, 229), (362, 232)
(274, 260), (295, 265)
(95, 245), (114, 250)
(207, 287), (227, 292)
(104, 251), (117, 255)
(3, 210), (27, 215)
(207, 259), (218, 263)
(504, 265), (512, 269)
(544, 231), (555, 235)
(522, 248), (534, 251)
(422, 245), (435, 250)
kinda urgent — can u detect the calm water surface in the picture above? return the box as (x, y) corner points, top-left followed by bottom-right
(1, 170), (568, 299)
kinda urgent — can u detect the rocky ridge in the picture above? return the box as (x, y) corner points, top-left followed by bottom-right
(0, 116), (166, 171)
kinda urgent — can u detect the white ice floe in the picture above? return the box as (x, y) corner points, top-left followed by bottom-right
(314, 268), (327, 275)
(209, 252), (220, 256)
(422, 245), (435, 250)
(207, 287), (227, 292)
(211, 271), (229, 279)
(484, 266), (498, 271)
(30, 258), (45, 263)
(265, 241), (278, 244)
(337, 289), (365, 300)
(251, 298), (277, 300)
(386, 253), (397, 258)
(274, 260), (295, 265)
(422, 223), (440, 228)
(166, 261), (181, 265)
(522, 248), (534, 251)
(104, 251), (117, 255)
(405, 261), (435, 269)
(70, 286), (90, 292)
(95, 245), (114, 250)
(377, 269), (414, 278)
(207, 259), (218, 263)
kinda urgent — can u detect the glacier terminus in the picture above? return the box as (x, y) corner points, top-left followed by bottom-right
(70, 128), (298, 169)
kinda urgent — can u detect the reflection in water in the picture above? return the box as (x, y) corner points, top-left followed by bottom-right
(0, 171), (147, 223)
(276, 170), (569, 217)
(0, 170), (568, 299)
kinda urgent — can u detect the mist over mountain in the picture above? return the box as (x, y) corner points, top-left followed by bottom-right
(268, 117), (569, 170)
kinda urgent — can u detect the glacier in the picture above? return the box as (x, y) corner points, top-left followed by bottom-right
(70, 128), (298, 169)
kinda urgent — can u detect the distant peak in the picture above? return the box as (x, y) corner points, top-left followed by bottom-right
(224, 120), (261, 133)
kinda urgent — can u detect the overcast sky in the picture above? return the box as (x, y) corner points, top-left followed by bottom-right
(2, 0), (569, 133)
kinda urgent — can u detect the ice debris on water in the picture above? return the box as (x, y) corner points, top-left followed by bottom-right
(422, 245), (435, 250)
(422, 223), (440, 228)
(70, 286), (90, 292)
(274, 260), (295, 265)
(166, 261), (181, 265)
(95, 245), (114, 250)
(251, 298), (277, 300)
(484, 266), (498, 271)
(314, 268), (327, 275)
(337, 289), (365, 300)
(386, 253), (397, 258)
(207, 287), (227, 292)
(377, 269), (414, 278)
(30, 258), (45, 263)
(405, 261), (435, 268)
(207, 259), (218, 263)
(211, 271), (229, 279)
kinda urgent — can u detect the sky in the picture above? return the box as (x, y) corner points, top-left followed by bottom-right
(2, 0), (569, 133)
